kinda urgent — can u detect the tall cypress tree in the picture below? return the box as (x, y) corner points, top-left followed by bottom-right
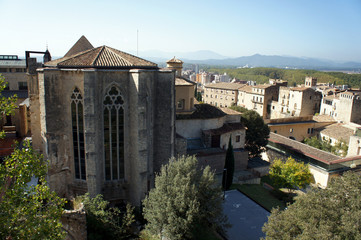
(222, 136), (235, 190)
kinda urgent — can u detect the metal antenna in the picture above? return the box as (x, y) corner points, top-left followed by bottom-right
(137, 29), (139, 56)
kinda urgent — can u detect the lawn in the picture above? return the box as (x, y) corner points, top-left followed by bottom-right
(230, 183), (287, 212)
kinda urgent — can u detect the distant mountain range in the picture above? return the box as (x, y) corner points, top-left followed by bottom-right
(137, 50), (361, 70)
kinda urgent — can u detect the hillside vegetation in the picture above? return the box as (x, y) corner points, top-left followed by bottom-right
(207, 67), (361, 88)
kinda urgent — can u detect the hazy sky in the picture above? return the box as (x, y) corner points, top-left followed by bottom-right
(1, 0), (361, 61)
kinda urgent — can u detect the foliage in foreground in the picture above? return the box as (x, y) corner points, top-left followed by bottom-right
(0, 141), (66, 240)
(304, 136), (348, 157)
(143, 155), (229, 240)
(263, 172), (361, 239)
(78, 193), (135, 240)
(222, 137), (235, 190)
(269, 157), (313, 192)
(0, 74), (17, 138)
(240, 110), (270, 157)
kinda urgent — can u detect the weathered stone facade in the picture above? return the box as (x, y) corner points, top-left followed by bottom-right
(61, 207), (87, 240)
(28, 40), (175, 206)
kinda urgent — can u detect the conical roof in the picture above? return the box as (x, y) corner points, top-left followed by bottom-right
(167, 56), (183, 64)
(64, 35), (94, 57)
(45, 46), (157, 69)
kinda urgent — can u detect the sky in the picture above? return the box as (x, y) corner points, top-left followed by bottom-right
(1, 0), (361, 62)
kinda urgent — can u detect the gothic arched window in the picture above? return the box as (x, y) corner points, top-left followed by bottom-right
(71, 88), (86, 180)
(103, 86), (124, 181)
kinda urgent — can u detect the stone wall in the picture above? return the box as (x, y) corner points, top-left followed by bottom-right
(176, 117), (225, 139)
(196, 150), (248, 174)
(30, 66), (175, 207)
(153, 70), (175, 174)
(61, 207), (87, 240)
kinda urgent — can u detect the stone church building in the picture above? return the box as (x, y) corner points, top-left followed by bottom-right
(28, 36), (175, 206)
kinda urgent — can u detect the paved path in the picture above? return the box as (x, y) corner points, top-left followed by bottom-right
(223, 190), (269, 240)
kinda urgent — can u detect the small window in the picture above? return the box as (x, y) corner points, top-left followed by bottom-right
(307, 128), (311, 134)
(18, 82), (28, 90)
(177, 99), (185, 109)
(236, 135), (241, 142)
(274, 130), (277, 134)
(290, 128), (293, 133)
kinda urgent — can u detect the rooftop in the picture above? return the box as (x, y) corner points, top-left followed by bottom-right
(205, 82), (244, 90)
(175, 76), (195, 86)
(252, 84), (273, 89)
(45, 46), (157, 69)
(176, 104), (226, 120)
(238, 85), (253, 93)
(312, 114), (336, 123)
(268, 132), (339, 164)
(166, 56), (183, 64)
(316, 123), (355, 142)
(290, 86), (312, 91)
(64, 35), (94, 57)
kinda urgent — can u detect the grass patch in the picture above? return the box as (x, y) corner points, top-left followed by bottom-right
(230, 184), (287, 212)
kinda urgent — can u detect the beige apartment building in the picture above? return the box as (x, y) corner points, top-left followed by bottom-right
(167, 57), (196, 113)
(271, 86), (321, 119)
(320, 91), (361, 124)
(203, 82), (243, 107)
(239, 84), (279, 119)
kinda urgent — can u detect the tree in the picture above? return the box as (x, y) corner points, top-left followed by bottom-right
(143, 155), (228, 240)
(0, 74), (66, 239)
(222, 136), (235, 190)
(263, 172), (361, 239)
(0, 74), (17, 138)
(241, 110), (270, 157)
(77, 193), (135, 240)
(304, 136), (349, 157)
(229, 105), (248, 113)
(0, 141), (66, 240)
(269, 157), (313, 192)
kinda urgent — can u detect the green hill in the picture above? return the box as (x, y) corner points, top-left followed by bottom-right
(207, 67), (361, 88)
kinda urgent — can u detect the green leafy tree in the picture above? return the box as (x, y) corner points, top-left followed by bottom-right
(143, 155), (228, 240)
(78, 193), (135, 240)
(0, 74), (66, 239)
(0, 74), (17, 138)
(269, 157), (313, 192)
(222, 136), (235, 190)
(304, 136), (348, 157)
(0, 141), (66, 240)
(229, 105), (248, 113)
(263, 172), (361, 239)
(241, 110), (270, 157)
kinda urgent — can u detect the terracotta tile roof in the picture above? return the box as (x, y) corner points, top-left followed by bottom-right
(316, 123), (355, 141)
(176, 104), (226, 120)
(238, 85), (253, 93)
(175, 76), (195, 86)
(64, 35), (94, 57)
(312, 115), (336, 123)
(205, 82), (244, 90)
(290, 86), (312, 91)
(323, 94), (339, 100)
(167, 57), (183, 63)
(45, 46), (157, 69)
(220, 107), (242, 115)
(269, 132), (339, 164)
(253, 84), (273, 89)
(203, 122), (245, 135)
